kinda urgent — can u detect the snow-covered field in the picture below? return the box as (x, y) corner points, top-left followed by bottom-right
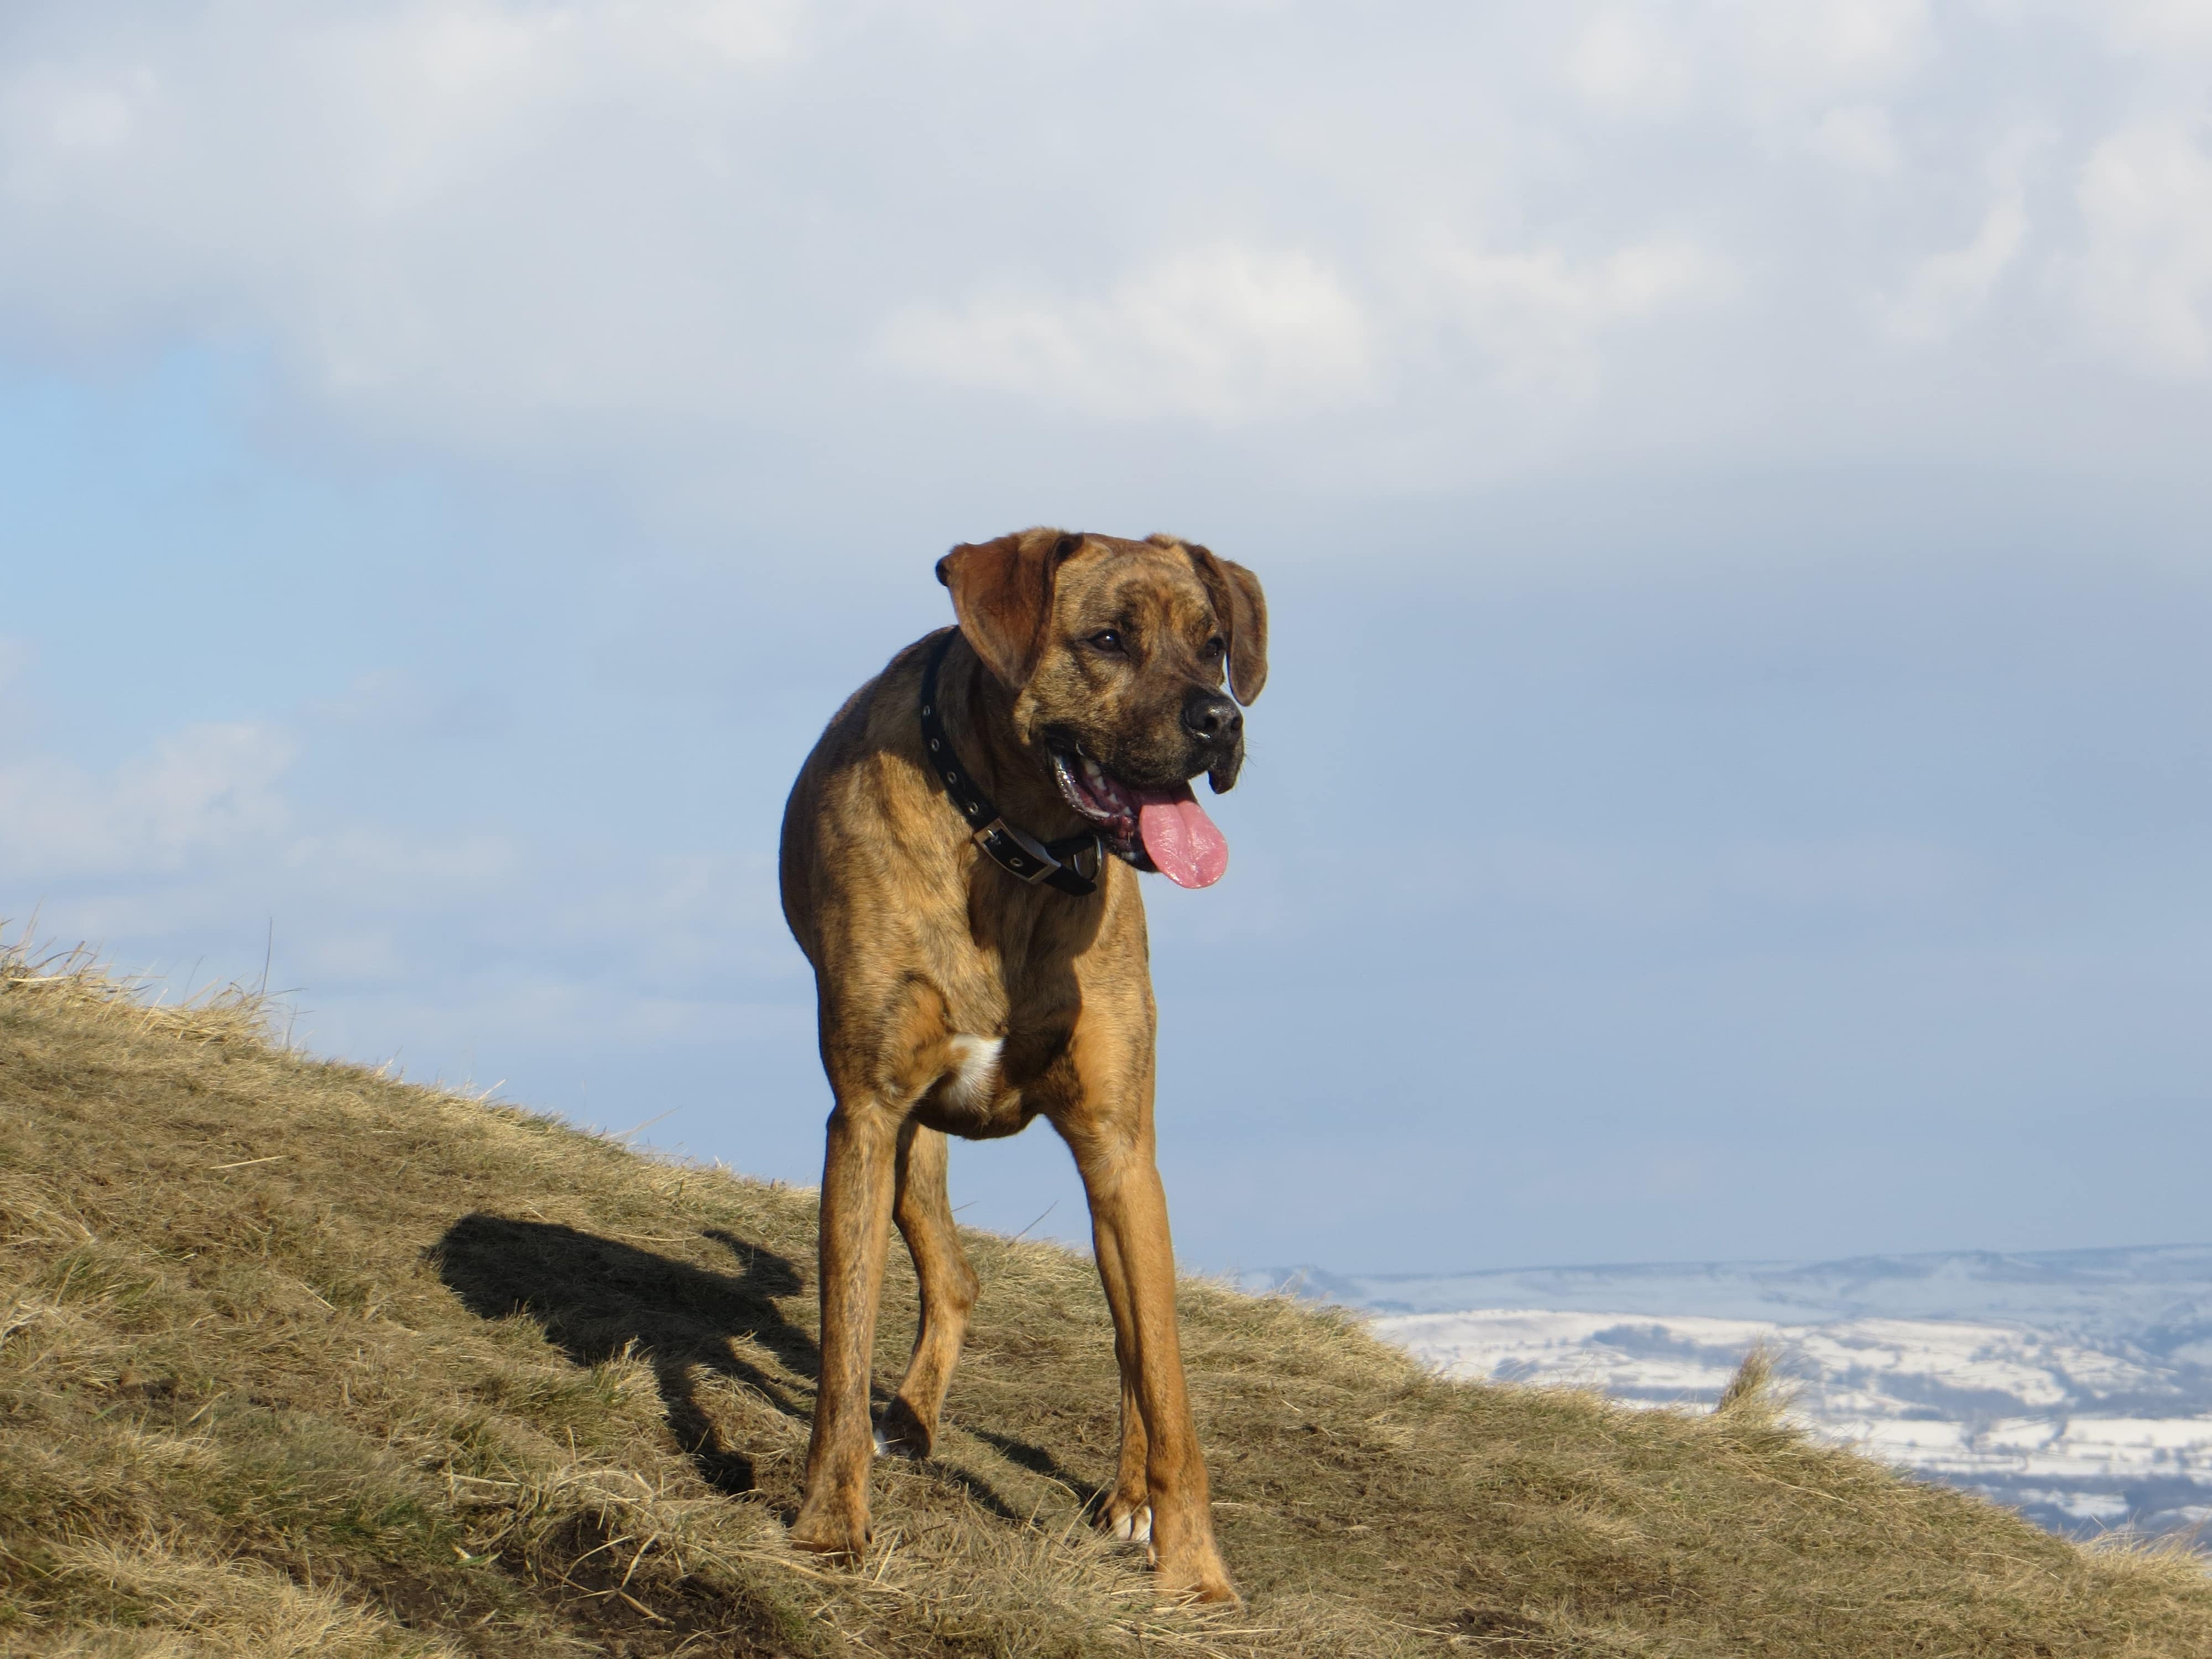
(1245, 1245), (2212, 1538)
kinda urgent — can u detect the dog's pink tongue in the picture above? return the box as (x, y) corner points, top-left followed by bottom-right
(1135, 785), (1229, 889)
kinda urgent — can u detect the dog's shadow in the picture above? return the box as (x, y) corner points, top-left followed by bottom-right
(431, 1214), (818, 1495)
(432, 1212), (1092, 1527)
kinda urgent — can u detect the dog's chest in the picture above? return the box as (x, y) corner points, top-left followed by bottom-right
(911, 963), (1088, 1138)
(914, 994), (1071, 1133)
(915, 1030), (1028, 1139)
(905, 873), (1147, 1138)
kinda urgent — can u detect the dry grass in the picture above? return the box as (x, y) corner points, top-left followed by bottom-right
(3, 937), (2208, 1656)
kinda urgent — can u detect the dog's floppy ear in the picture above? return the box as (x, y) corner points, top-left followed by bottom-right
(936, 528), (1084, 690)
(1182, 542), (1269, 705)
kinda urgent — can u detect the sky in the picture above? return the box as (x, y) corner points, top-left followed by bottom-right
(3, 1), (2210, 1275)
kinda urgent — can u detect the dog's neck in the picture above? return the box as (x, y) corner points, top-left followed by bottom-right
(937, 634), (1088, 842)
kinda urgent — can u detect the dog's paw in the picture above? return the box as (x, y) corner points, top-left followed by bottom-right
(1110, 1503), (1153, 1545)
(873, 1424), (928, 1460)
(789, 1500), (871, 1563)
(873, 1401), (933, 1461)
(1157, 1566), (1241, 1608)
(1154, 1538), (1240, 1607)
(1100, 1490), (1152, 1552)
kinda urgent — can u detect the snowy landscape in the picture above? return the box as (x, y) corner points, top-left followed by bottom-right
(1246, 1245), (2212, 1540)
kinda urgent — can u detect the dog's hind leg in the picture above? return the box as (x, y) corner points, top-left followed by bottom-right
(878, 1120), (978, 1460)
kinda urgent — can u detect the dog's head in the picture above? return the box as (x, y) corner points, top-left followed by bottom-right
(936, 528), (1267, 888)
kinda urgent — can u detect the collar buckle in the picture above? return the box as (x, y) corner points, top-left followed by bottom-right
(974, 817), (1062, 884)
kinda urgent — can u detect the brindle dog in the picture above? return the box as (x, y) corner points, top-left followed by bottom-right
(778, 527), (1266, 1603)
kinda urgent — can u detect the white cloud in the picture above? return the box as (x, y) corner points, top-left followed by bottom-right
(0, 723), (295, 876)
(1571, 0), (1933, 126)
(1429, 239), (1736, 390)
(1880, 187), (2029, 342)
(0, 1), (806, 451)
(1810, 103), (1903, 175)
(2071, 123), (2212, 375)
(0, 1), (2207, 496)
(2098, 0), (2212, 54)
(0, 694), (802, 1081)
(309, 670), (512, 739)
(1568, 12), (1694, 114)
(1731, 0), (1934, 92)
(1, 62), (149, 168)
(879, 247), (1376, 422)
(281, 828), (519, 896)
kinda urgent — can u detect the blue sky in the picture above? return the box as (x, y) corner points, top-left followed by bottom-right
(3, 1), (2210, 1273)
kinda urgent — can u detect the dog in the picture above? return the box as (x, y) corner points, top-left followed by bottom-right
(777, 527), (1266, 1604)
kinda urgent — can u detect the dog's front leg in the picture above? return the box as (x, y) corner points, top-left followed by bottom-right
(1079, 1212), (1154, 1545)
(793, 1093), (902, 1559)
(1058, 1112), (1237, 1605)
(1104, 1366), (1152, 1545)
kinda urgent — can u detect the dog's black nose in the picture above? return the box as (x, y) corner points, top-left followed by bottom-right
(1182, 689), (1241, 744)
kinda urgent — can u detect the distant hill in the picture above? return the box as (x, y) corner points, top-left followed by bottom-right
(1249, 1249), (2212, 1539)
(5, 941), (2209, 1656)
(1243, 1245), (2212, 1328)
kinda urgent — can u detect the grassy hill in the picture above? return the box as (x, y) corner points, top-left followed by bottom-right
(4, 942), (2209, 1657)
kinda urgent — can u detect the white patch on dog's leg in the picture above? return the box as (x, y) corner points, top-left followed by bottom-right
(943, 1034), (1003, 1109)
(1112, 1503), (1152, 1545)
(872, 1425), (888, 1458)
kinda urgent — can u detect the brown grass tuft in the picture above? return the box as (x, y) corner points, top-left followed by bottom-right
(1, 924), (275, 1050)
(1715, 1342), (1781, 1417)
(2, 933), (2208, 1655)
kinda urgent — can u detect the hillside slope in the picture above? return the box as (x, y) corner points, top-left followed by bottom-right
(3, 951), (2208, 1657)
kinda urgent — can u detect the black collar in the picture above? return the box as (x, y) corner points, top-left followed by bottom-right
(919, 632), (1102, 898)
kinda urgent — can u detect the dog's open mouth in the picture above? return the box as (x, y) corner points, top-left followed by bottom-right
(1050, 747), (1229, 889)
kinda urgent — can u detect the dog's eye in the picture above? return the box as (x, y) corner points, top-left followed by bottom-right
(1087, 629), (1125, 654)
(1203, 636), (1227, 660)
